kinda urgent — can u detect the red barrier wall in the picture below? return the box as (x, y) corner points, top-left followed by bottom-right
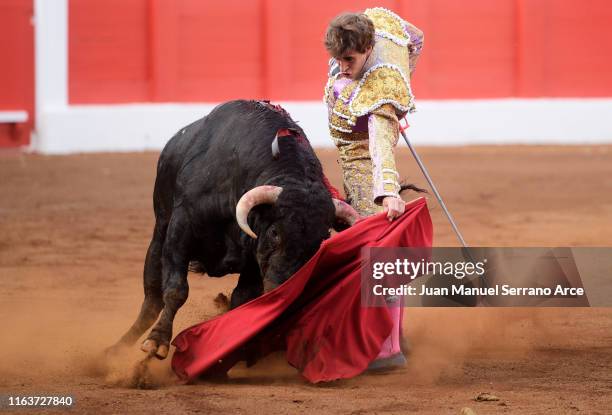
(0, 0), (34, 147)
(69, 0), (612, 104)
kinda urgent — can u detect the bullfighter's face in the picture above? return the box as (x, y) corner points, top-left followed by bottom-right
(335, 46), (372, 80)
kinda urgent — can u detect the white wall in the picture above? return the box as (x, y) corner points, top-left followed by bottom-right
(33, 99), (612, 154)
(33, 0), (68, 151)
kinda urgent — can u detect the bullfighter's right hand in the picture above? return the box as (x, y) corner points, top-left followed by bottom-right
(382, 196), (405, 221)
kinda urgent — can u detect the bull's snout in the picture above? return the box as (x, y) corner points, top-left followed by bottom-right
(262, 258), (304, 293)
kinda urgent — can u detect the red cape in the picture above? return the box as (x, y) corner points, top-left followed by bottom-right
(171, 197), (433, 383)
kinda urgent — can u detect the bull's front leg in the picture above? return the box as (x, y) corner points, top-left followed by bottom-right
(141, 212), (192, 359)
(230, 261), (264, 309)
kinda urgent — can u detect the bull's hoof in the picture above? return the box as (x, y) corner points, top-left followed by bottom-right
(141, 339), (157, 354)
(156, 344), (169, 359)
(141, 339), (169, 359)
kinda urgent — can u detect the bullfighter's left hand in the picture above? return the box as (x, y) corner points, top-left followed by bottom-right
(382, 196), (405, 221)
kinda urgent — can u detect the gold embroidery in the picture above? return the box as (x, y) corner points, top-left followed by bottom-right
(350, 66), (411, 116)
(330, 129), (368, 142)
(329, 81), (358, 132)
(323, 74), (336, 108)
(364, 8), (409, 45)
(330, 112), (353, 132)
(340, 158), (383, 216)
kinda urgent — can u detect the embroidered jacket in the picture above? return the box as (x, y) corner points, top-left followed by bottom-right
(324, 7), (423, 216)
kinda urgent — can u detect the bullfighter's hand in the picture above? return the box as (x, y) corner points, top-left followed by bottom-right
(382, 196), (405, 221)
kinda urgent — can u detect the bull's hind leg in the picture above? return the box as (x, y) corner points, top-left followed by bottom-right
(107, 223), (166, 354)
(142, 211), (192, 359)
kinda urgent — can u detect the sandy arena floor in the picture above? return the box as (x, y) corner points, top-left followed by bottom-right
(1, 146), (611, 414)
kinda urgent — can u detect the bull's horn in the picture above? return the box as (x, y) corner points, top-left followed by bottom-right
(333, 199), (361, 225)
(236, 185), (283, 238)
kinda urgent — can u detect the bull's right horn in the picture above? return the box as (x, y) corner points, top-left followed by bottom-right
(236, 185), (283, 238)
(333, 199), (361, 225)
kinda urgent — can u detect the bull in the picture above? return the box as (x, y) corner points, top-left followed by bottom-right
(109, 100), (358, 359)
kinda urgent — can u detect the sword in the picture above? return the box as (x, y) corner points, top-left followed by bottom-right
(400, 127), (490, 298)
(399, 128), (469, 249)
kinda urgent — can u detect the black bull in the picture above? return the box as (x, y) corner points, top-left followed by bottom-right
(109, 100), (358, 359)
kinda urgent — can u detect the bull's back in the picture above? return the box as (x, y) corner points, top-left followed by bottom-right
(153, 100), (306, 220)
(158, 100), (283, 174)
(201, 101), (308, 177)
(153, 116), (208, 219)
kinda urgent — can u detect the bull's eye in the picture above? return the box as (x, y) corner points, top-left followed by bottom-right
(269, 227), (280, 243)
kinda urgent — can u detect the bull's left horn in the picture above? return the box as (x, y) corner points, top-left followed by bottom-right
(236, 185), (283, 238)
(333, 199), (361, 225)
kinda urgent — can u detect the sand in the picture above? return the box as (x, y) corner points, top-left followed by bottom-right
(1, 146), (611, 414)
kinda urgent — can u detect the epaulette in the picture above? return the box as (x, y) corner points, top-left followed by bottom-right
(364, 7), (410, 47)
(349, 64), (414, 116)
